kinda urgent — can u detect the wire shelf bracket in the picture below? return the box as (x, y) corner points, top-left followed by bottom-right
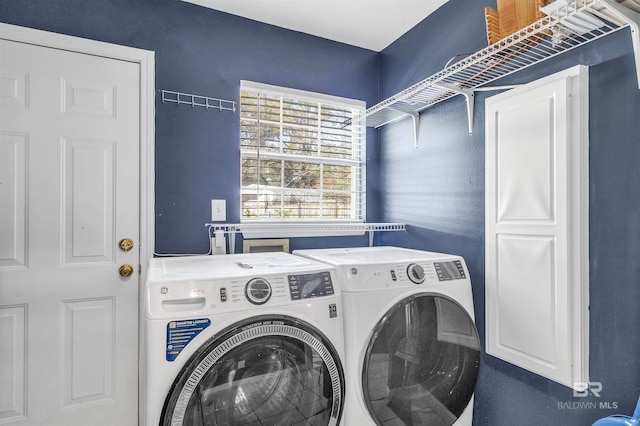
(160, 89), (236, 113)
(364, 0), (640, 145)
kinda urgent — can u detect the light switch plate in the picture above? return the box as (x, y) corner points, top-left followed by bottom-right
(211, 200), (226, 221)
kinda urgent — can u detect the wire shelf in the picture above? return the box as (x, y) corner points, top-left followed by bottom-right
(365, 0), (640, 131)
(205, 222), (406, 252)
(160, 90), (236, 112)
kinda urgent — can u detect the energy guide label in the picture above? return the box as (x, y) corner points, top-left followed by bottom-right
(166, 318), (211, 361)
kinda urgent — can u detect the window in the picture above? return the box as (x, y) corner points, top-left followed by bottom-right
(240, 81), (365, 221)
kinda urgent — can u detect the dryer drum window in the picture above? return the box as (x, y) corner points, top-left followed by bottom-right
(362, 294), (480, 426)
(161, 315), (345, 426)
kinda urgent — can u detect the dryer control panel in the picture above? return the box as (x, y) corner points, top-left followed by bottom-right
(434, 260), (467, 281)
(336, 257), (470, 291)
(392, 260), (467, 284)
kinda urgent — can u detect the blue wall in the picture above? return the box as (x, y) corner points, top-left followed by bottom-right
(378, 0), (640, 424)
(3, 0), (640, 424)
(0, 0), (380, 254)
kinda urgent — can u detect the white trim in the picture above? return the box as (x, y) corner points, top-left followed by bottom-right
(0, 22), (155, 284)
(240, 80), (366, 109)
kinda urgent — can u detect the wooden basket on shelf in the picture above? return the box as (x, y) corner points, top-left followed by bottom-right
(485, 0), (549, 44)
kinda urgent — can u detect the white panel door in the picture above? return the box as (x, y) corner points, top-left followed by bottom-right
(485, 65), (589, 388)
(0, 39), (140, 425)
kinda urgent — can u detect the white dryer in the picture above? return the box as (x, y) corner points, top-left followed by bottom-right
(294, 246), (480, 426)
(143, 252), (345, 426)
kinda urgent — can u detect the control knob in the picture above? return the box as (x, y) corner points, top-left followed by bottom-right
(245, 277), (272, 305)
(407, 263), (426, 284)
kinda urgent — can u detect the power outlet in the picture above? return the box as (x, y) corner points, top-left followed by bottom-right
(211, 200), (226, 222)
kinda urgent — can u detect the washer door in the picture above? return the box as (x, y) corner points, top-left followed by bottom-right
(161, 315), (344, 426)
(363, 294), (480, 426)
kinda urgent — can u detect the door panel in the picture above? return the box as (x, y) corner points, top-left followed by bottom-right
(62, 138), (115, 264)
(61, 79), (116, 118)
(0, 38), (140, 425)
(62, 298), (115, 407)
(496, 234), (557, 364)
(0, 133), (27, 268)
(0, 305), (26, 421)
(496, 95), (555, 222)
(0, 71), (28, 108)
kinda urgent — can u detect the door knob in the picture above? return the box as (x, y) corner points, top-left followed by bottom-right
(119, 264), (134, 277)
(119, 238), (134, 252)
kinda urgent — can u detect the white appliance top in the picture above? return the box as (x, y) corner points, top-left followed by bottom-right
(145, 252), (339, 319)
(294, 246), (470, 292)
(293, 246), (456, 265)
(147, 251), (323, 283)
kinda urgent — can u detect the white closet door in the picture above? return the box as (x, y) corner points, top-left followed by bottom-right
(485, 65), (589, 388)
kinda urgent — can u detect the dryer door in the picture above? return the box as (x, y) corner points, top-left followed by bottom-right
(161, 315), (344, 426)
(362, 294), (480, 426)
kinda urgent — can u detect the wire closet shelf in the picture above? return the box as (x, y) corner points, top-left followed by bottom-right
(364, 0), (640, 135)
(206, 222), (407, 252)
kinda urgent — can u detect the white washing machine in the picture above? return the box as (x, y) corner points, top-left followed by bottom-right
(143, 252), (346, 426)
(294, 246), (480, 426)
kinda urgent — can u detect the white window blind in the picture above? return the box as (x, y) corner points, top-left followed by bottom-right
(240, 81), (366, 221)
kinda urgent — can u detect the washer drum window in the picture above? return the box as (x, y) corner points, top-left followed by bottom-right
(362, 294), (480, 426)
(161, 315), (345, 426)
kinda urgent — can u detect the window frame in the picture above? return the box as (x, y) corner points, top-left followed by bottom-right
(239, 80), (366, 223)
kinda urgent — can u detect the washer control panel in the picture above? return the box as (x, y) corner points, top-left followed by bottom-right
(147, 269), (338, 318)
(288, 271), (334, 300)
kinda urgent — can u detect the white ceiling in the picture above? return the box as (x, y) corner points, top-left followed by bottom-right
(183, 0), (449, 52)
